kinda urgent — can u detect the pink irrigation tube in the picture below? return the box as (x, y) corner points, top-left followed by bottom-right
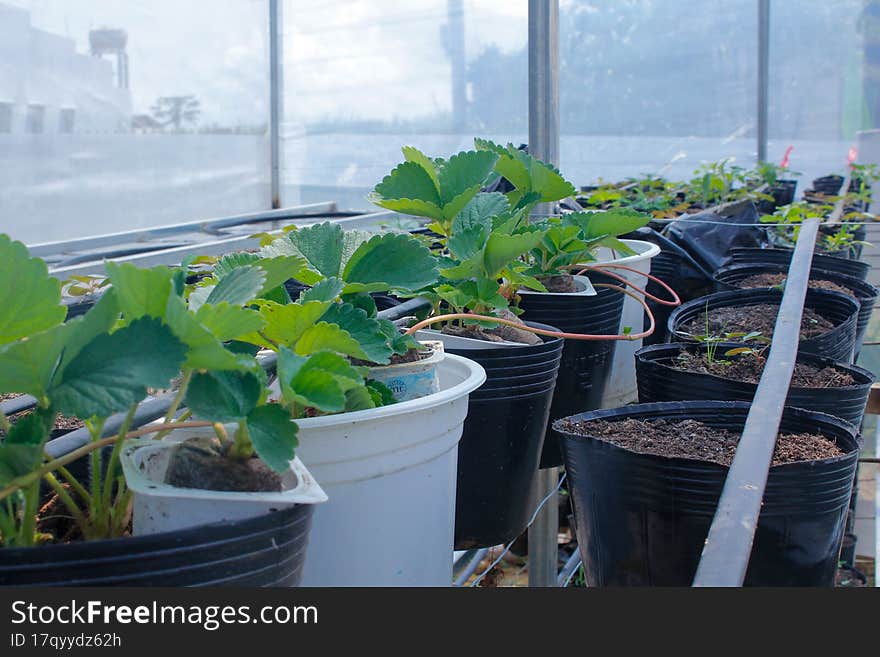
(574, 262), (681, 306)
(407, 283), (660, 342)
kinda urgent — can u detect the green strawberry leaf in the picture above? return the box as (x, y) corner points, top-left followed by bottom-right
(51, 317), (186, 418)
(0, 444), (45, 486)
(401, 146), (441, 192)
(455, 192), (510, 230)
(53, 288), (122, 383)
(0, 235), (66, 344)
(212, 252), (260, 278)
(294, 322), (366, 360)
(343, 233), (439, 294)
(184, 370), (261, 422)
(246, 403), (298, 473)
(253, 300), (331, 348)
(0, 324), (68, 400)
(5, 407), (53, 446)
(366, 379), (397, 406)
(344, 386), (377, 412)
(484, 231), (546, 278)
(300, 277), (345, 303)
(165, 296), (246, 371)
(565, 209), (650, 240)
(319, 303), (393, 364)
(437, 150), (498, 205)
(105, 262), (173, 321)
(202, 265), (266, 308)
(365, 197), (445, 221)
(195, 303), (265, 342)
(373, 160), (442, 206)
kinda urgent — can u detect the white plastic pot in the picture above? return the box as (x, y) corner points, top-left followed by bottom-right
(120, 433), (328, 535)
(518, 274), (597, 298)
(590, 239), (662, 407)
(296, 353), (486, 586)
(366, 341), (444, 402)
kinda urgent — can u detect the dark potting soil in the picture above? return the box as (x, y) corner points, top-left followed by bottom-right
(0, 392), (22, 403)
(37, 491), (87, 544)
(737, 273), (853, 297)
(679, 303), (835, 341)
(440, 309), (543, 346)
(164, 437), (283, 493)
(537, 274), (580, 293)
(556, 417), (844, 467)
(1, 408), (84, 436)
(672, 351), (855, 388)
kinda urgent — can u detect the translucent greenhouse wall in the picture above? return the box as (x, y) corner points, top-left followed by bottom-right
(0, 0), (875, 243)
(0, 0), (271, 244)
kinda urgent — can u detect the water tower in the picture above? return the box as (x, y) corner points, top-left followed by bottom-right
(89, 28), (129, 89)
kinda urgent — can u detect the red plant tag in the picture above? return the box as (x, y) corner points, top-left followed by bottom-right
(780, 145), (793, 169)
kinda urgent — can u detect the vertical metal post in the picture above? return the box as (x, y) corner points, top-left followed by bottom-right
(757, 0), (770, 163)
(269, 0), (284, 209)
(527, 0), (560, 588)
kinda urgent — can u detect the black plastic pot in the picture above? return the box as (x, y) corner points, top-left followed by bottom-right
(517, 274), (625, 469)
(811, 175), (845, 196)
(728, 247), (871, 281)
(756, 179), (798, 215)
(635, 342), (874, 427)
(817, 222), (867, 260)
(713, 263), (878, 355)
(0, 504), (314, 586)
(667, 288), (859, 363)
(554, 401), (860, 586)
(447, 323), (564, 549)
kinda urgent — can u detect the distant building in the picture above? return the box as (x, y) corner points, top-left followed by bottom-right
(0, 1), (132, 135)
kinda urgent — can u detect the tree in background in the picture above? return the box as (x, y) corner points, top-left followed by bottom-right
(150, 95), (201, 131)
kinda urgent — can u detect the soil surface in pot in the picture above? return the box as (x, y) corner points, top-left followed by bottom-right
(1, 408), (84, 436)
(36, 493), (90, 544)
(536, 274), (580, 293)
(737, 273), (853, 297)
(440, 309), (543, 345)
(556, 417), (844, 466)
(0, 392), (22, 403)
(671, 351), (855, 388)
(164, 437), (283, 493)
(679, 304), (834, 340)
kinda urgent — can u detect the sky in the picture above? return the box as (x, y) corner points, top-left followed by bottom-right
(6, 0), (530, 126)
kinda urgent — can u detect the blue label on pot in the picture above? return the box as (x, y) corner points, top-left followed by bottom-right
(370, 368), (439, 403)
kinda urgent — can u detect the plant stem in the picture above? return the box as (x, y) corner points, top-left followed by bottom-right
(229, 421), (252, 460)
(110, 487), (132, 536)
(154, 369), (192, 440)
(0, 503), (15, 547)
(102, 403), (139, 512)
(0, 421), (215, 504)
(54, 463), (90, 503)
(87, 419), (106, 532)
(43, 472), (88, 532)
(19, 481), (39, 547)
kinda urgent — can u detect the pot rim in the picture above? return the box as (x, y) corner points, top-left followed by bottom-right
(295, 352), (485, 429)
(121, 435), (328, 504)
(635, 342), (875, 391)
(553, 400), (860, 468)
